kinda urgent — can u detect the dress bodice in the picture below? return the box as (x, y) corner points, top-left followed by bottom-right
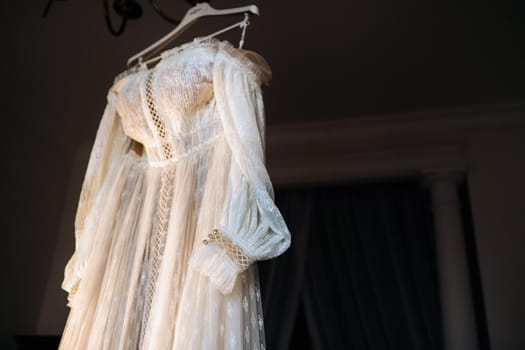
(110, 38), (270, 167)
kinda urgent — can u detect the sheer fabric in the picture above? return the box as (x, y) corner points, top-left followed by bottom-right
(59, 37), (291, 350)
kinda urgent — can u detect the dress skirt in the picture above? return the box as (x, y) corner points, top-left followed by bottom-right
(60, 138), (267, 350)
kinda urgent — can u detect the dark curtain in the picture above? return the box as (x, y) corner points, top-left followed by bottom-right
(258, 179), (443, 350)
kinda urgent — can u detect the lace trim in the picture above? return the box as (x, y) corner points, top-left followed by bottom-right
(112, 37), (271, 86)
(203, 228), (252, 270)
(145, 70), (174, 161)
(139, 166), (176, 345)
(146, 133), (221, 167)
(139, 68), (176, 346)
(113, 64), (148, 86)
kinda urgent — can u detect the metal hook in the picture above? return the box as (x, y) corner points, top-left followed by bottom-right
(239, 12), (250, 49)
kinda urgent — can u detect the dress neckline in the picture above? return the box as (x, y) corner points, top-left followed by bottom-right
(111, 37), (270, 87)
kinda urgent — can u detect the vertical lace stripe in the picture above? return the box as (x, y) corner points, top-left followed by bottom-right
(145, 70), (174, 161)
(139, 69), (177, 346)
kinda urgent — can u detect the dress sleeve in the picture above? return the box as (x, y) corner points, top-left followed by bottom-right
(188, 51), (291, 294)
(61, 91), (132, 306)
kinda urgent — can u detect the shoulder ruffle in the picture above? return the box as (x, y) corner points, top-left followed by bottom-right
(214, 39), (272, 86)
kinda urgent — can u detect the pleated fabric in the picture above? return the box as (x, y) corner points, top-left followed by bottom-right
(59, 37), (290, 350)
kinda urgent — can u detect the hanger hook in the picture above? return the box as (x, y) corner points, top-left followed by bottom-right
(239, 12), (250, 49)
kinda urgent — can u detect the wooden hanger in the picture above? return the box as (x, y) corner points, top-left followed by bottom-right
(127, 2), (259, 68)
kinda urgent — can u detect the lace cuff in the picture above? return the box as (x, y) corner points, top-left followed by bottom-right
(62, 251), (82, 307)
(202, 229), (253, 269)
(66, 284), (79, 308)
(189, 228), (252, 294)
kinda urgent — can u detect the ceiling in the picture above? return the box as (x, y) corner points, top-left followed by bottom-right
(149, 0), (525, 123)
(5, 1), (525, 126)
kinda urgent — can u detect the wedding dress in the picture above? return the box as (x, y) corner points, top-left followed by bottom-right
(59, 37), (291, 350)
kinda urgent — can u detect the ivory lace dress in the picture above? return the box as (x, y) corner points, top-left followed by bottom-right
(59, 37), (291, 350)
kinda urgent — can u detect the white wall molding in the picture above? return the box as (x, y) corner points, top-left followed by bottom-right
(265, 102), (525, 185)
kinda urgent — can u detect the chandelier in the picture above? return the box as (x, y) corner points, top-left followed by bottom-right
(42, 0), (212, 36)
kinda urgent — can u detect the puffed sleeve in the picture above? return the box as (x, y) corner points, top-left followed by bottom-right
(61, 91), (132, 306)
(188, 48), (291, 294)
